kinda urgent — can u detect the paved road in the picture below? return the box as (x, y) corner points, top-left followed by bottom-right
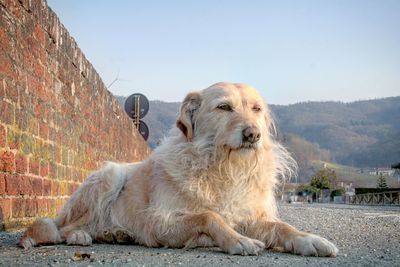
(1, 203), (399, 266)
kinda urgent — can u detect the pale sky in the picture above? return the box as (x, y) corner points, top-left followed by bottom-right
(48, 0), (400, 104)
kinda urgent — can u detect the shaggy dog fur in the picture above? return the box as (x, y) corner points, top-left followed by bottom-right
(19, 82), (338, 257)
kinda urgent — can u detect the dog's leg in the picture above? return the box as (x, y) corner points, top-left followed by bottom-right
(184, 234), (215, 249)
(243, 220), (338, 257)
(19, 204), (92, 248)
(19, 218), (61, 249)
(154, 211), (265, 255)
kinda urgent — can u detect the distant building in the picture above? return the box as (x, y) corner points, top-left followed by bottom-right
(368, 168), (395, 176)
(340, 182), (355, 196)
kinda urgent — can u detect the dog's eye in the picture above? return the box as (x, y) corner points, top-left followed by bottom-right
(217, 103), (233, 112)
(252, 105), (262, 112)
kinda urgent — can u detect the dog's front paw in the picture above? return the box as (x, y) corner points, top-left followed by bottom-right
(227, 236), (265, 256)
(66, 230), (92, 246)
(19, 237), (36, 249)
(283, 234), (338, 257)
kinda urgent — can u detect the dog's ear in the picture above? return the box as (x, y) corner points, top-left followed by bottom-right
(176, 92), (201, 141)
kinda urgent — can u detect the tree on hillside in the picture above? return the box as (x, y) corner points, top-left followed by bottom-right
(297, 183), (317, 194)
(310, 168), (337, 201)
(376, 173), (388, 189)
(310, 168), (337, 190)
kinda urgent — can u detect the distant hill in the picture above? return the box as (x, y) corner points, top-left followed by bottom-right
(116, 95), (400, 179)
(270, 97), (400, 167)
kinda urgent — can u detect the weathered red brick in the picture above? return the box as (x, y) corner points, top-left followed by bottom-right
(48, 127), (56, 143)
(0, 198), (12, 221)
(0, 53), (18, 81)
(46, 143), (55, 162)
(22, 46), (34, 73)
(4, 79), (19, 104)
(38, 122), (49, 140)
(5, 174), (19, 195)
(0, 173), (5, 195)
(6, 128), (20, 150)
(27, 117), (39, 136)
(37, 83), (50, 103)
(0, 125), (6, 147)
(0, 99), (14, 125)
(43, 179), (51, 196)
(65, 167), (72, 181)
(18, 88), (31, 110)
(27, 75), (43, 95)
(51, 180), (60, 196)
(0, 28), (11, 52)
(60, 181), (68, 196)
(0, 151), (14, 173)
(15, 153), (27, 174)
(34, 24), (46, 46)
(25, 199), (38, 217)
(43, 69), (52, 89)
(72, 183), (79, 194)
(19, 175), (33, 196)
(68, 183), (74, 195)
(31, 177), (42, 196)
(37, 198), (48, 216)
(11, 198), (25, 218)
(73, 168), (83, 182)
(57, 164), (66, 179)
(33, 100), (43, 118)
(40, 161), (49, 177)
(49, 162), (57, 178)
(20, 133), (35, 155)
(29, 160), (40, 175)
(55, 198), (65, 213)
(54, 145), (61, 164)
(15, 108), (29, 131)
(48, 199), (56, 215)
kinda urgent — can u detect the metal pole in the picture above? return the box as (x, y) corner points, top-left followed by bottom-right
(134, 95), (140, 130)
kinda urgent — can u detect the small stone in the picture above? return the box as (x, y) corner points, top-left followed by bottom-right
(73, 251), (91, 261)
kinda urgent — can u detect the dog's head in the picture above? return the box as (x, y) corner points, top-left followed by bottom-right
(176, 82), (273, 154)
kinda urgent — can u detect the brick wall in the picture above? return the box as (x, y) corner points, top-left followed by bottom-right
(0, 0), (150, 230)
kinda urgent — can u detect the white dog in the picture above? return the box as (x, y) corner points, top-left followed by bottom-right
(20, 82), (338, 257)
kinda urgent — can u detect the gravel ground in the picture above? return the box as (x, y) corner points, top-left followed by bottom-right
(1, 203), (399, 267)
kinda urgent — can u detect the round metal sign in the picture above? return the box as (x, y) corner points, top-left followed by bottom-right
(124, 93), (150, 119)
(138, 120), (149, 141)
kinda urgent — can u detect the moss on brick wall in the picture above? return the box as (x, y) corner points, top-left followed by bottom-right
(0, 0), (150, 230)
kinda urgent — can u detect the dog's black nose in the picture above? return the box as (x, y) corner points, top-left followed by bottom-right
(242, 126), (261, 143)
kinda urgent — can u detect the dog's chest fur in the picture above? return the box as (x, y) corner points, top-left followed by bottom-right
(150, 163), (271, 225)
